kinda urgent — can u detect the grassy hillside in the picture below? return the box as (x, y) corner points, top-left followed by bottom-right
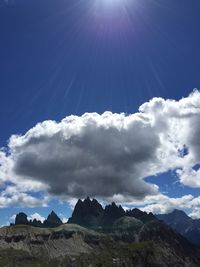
(0, 221), (199, 267)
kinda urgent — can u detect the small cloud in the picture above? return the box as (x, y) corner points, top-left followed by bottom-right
(68, 198), (78, 209)
(59, 213), (68, 223)
(9, 214), (16, 223)
(189, 208), (200, 219)
(28, 213), (45, 223)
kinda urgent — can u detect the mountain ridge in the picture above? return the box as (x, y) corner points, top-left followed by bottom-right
(2, 198), (200, 266)
(157, 209), (200, 245)
(68, 197), (157, 229)
(14, 210), (62, 228)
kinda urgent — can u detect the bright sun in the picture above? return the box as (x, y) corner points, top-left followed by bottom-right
(101, 0), (124, 6)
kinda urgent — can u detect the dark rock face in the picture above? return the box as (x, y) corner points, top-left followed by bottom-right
(157, 209), (191, 231)
(30, 219), (43, 228)
(126, 208), (156, 223)
(14, 211), (62, 228)
(102, 202), (125, 227)
(15, 213), (29, 225)
(43, 211), (63, 228)
(68, 198), (156, 229)
(157, 209), (200, 245)
(68, 197), (104, 227)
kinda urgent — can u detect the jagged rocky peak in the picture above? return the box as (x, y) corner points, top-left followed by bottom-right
(15, 212), (29, 225)
(83, 197), (103, 211)
(104, 202), (125, 218)
(68, 197), (104, 227)
(68, 198), (158, 229)
(43, 211), (62, 228)
(14, 211), (62, 228)
(102, 202), (126, 227)
(126, 208), (156, 223)
(30, 218), (43, 227)
(68, 198), (128, 228)
(71, 197), (103, 217)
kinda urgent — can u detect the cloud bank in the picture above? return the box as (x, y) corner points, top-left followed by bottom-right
(0, 90), (200, 213)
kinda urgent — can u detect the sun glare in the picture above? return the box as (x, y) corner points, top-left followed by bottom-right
(93, 0), (129, 14)
(102, 0), (123, 6)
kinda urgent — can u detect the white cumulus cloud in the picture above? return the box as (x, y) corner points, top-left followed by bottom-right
(28, 213), (45, 223)
(0, 89), (199, 211)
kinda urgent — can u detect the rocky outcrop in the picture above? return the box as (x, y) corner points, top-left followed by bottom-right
(15, 213), (29, 225)
(68, 198), (156, 229)
(30, 219), (43, 228)
(0, 224), (94, 259)
(14, 211), (62, 228)
(102, 202), (126, 227)
(126, 208), (156, 223)
(68, 197), (104, 228)
(43, 211), (63, 228)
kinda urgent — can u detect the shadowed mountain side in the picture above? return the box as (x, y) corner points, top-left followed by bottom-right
(126, 208), (155, 223)
(15, 212), (29, 226)
(43, 211), (63, 228)
(68, 197), (157, 229)
(68, 197), (104, 228)
(157, 209), (200, 245)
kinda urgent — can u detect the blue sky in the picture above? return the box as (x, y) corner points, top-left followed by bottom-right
(0, 0), (200, 225)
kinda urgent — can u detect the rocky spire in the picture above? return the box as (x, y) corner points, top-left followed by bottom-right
(15, 212), (29, 225)
(43, 211), (62, 228)
(68, 197), (104, 228)
(126, 208), (156, 223)
(102, 202), (126, 227)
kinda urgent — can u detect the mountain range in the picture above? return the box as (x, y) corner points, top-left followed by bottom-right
(68, 197), (200, 246)
(1, 198), (200, 266)
(12, 199), (200, 246)
(68, 197), (155, 228)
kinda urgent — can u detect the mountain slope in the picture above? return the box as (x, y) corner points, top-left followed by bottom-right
(157, 209), (200, 245)
(0, 221), (199, 267)
(1, 201), (200, 266)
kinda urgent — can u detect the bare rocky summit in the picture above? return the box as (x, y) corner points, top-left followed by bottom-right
(14, 210), (62, 228)
(68, 197), (156, 229)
